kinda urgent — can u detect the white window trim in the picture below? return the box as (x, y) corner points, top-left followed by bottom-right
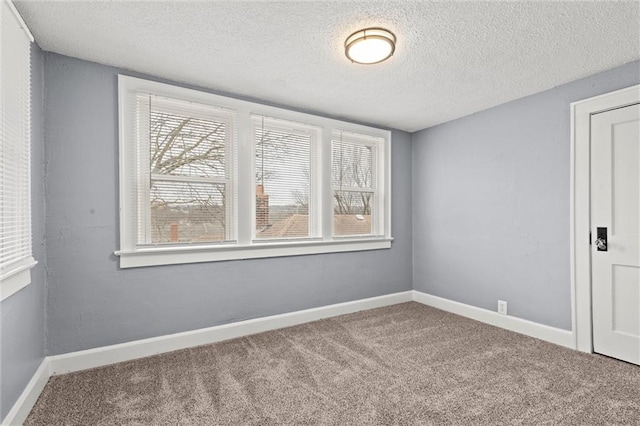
(116, 239), (392, 268)
(117, 75), (392, 268)
(1, 257), (37, 301)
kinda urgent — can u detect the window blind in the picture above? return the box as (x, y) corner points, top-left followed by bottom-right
(133, 94), (237, 246)
(1, 0), (34, 283)
(331, 130), (382, 237)
(252, 115), (321, 240)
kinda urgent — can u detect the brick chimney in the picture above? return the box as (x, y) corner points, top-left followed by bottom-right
(256, 184), (269, 229)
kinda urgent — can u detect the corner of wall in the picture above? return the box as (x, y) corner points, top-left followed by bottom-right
(408, 130), (422, 292)
(38, 46), (50, 358)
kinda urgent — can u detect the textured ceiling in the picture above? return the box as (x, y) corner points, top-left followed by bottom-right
(15, 1), (640, 132)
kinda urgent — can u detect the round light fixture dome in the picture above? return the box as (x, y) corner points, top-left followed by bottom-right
(345, 27), (396, 64)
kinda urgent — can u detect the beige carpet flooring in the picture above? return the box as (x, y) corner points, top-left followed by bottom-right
(26, 302), (640, 425)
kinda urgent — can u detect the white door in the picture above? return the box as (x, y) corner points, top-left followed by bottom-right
(591, 103), (640, 365)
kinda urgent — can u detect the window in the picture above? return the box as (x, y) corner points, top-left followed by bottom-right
(137, 94), (236, 246)
(1, 0), (35, 300)
(252, 115), (321, 241)
(117, 76), (391, 268)
(332, 130), (385, 237)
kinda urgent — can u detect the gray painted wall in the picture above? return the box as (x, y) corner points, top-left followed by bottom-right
(0, 45), (46, 420)
(412, 60), (640, 330)
(43, 53), (413, 355)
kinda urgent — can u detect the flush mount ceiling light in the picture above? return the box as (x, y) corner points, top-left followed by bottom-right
(344, 27), (396, 65)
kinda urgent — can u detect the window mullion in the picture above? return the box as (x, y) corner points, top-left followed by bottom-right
(309, 125), (323, 239)
(226, 113), (236, 242)
(236, 106), (253, 245)
(321, 125), (333, 241)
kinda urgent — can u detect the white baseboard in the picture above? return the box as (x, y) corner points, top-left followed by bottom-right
(48, 291), (413, 375)
(1, 359), (50, 426)
(3, 291), (411, 424)
(4, 289), (577, 425)
(412, 290), (575, 349)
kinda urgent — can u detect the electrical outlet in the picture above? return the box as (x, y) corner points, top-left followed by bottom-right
(498, 300), (508, 315)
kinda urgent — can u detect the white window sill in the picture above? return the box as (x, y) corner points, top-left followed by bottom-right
(115, 238), (393, 268)
(1, 258), (37, 301)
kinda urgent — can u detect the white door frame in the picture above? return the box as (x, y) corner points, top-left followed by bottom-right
(570, 84), (640, 353)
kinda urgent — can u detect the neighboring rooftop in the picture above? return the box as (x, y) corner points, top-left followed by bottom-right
(258, 214), (372, 239)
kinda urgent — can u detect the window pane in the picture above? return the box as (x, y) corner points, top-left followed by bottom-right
(332, 132), (380, 237)
(333, 190), (373, 236)
(150, 181), (226, 244)
(254, 118), (313, 239)
(149, 104), (227, 179)
(331, 141), (373, 189)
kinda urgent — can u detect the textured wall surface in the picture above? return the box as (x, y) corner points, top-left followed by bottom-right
(412, 60), (640, 330)
(43, 53), (413, 355)
(0, 45), (46, 421)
